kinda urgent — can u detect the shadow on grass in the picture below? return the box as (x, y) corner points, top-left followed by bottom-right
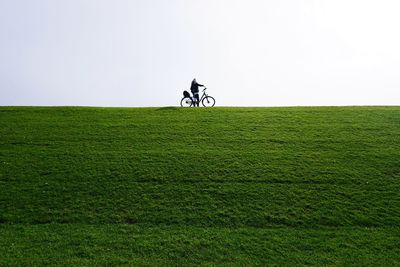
(155, 106), (180, 111)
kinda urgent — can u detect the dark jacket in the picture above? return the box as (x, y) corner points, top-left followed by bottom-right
(190, 80), (204, 94)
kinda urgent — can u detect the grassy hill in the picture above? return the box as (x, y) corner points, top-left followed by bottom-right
(1, 106), (399, 266)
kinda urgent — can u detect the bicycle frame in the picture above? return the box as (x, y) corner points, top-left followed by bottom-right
(199, 89), (208, 102)
(193, 88), (208, 103)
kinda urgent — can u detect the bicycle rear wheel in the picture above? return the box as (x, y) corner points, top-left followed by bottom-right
(202, 96), (215, 107)
(180, 97), (193, 107)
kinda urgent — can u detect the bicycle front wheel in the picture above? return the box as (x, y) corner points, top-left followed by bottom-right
(202, 96), (215, 107)
(180, 97), (193, 107)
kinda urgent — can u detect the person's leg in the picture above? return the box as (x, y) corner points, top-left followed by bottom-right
(195, 94), (200, 107)
(193, 94), (198, 107)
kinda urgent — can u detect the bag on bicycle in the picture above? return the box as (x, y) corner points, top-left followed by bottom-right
(183, 90), (190, 98)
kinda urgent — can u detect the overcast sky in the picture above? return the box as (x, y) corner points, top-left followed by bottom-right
(1, 0), (399, 107)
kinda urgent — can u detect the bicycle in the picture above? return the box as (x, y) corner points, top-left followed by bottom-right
(180, 87), (216, 107)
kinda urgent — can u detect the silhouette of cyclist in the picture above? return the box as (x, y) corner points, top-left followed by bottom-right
(190, 78), (205, 107)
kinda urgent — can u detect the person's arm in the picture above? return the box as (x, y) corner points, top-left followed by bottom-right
(197, 83), (204, 87)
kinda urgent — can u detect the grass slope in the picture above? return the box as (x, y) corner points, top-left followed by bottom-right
(1, 106), (399, 266)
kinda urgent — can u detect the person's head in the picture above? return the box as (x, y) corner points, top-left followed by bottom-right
(193, 78), (196, 83)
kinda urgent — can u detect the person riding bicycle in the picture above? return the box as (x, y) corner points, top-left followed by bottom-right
(190, 78), (205, 107)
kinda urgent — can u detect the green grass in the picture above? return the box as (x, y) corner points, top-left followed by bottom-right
(1, 106), (399, 266)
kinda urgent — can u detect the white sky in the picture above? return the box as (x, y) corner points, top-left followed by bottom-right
(1, 0), (399, 107)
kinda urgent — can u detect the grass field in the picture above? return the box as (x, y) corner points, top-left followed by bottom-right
(1, 106), (399, 266)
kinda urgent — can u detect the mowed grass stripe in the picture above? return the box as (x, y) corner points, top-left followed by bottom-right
(1, 225), (400, 266)
(2, 181), (399, 226)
